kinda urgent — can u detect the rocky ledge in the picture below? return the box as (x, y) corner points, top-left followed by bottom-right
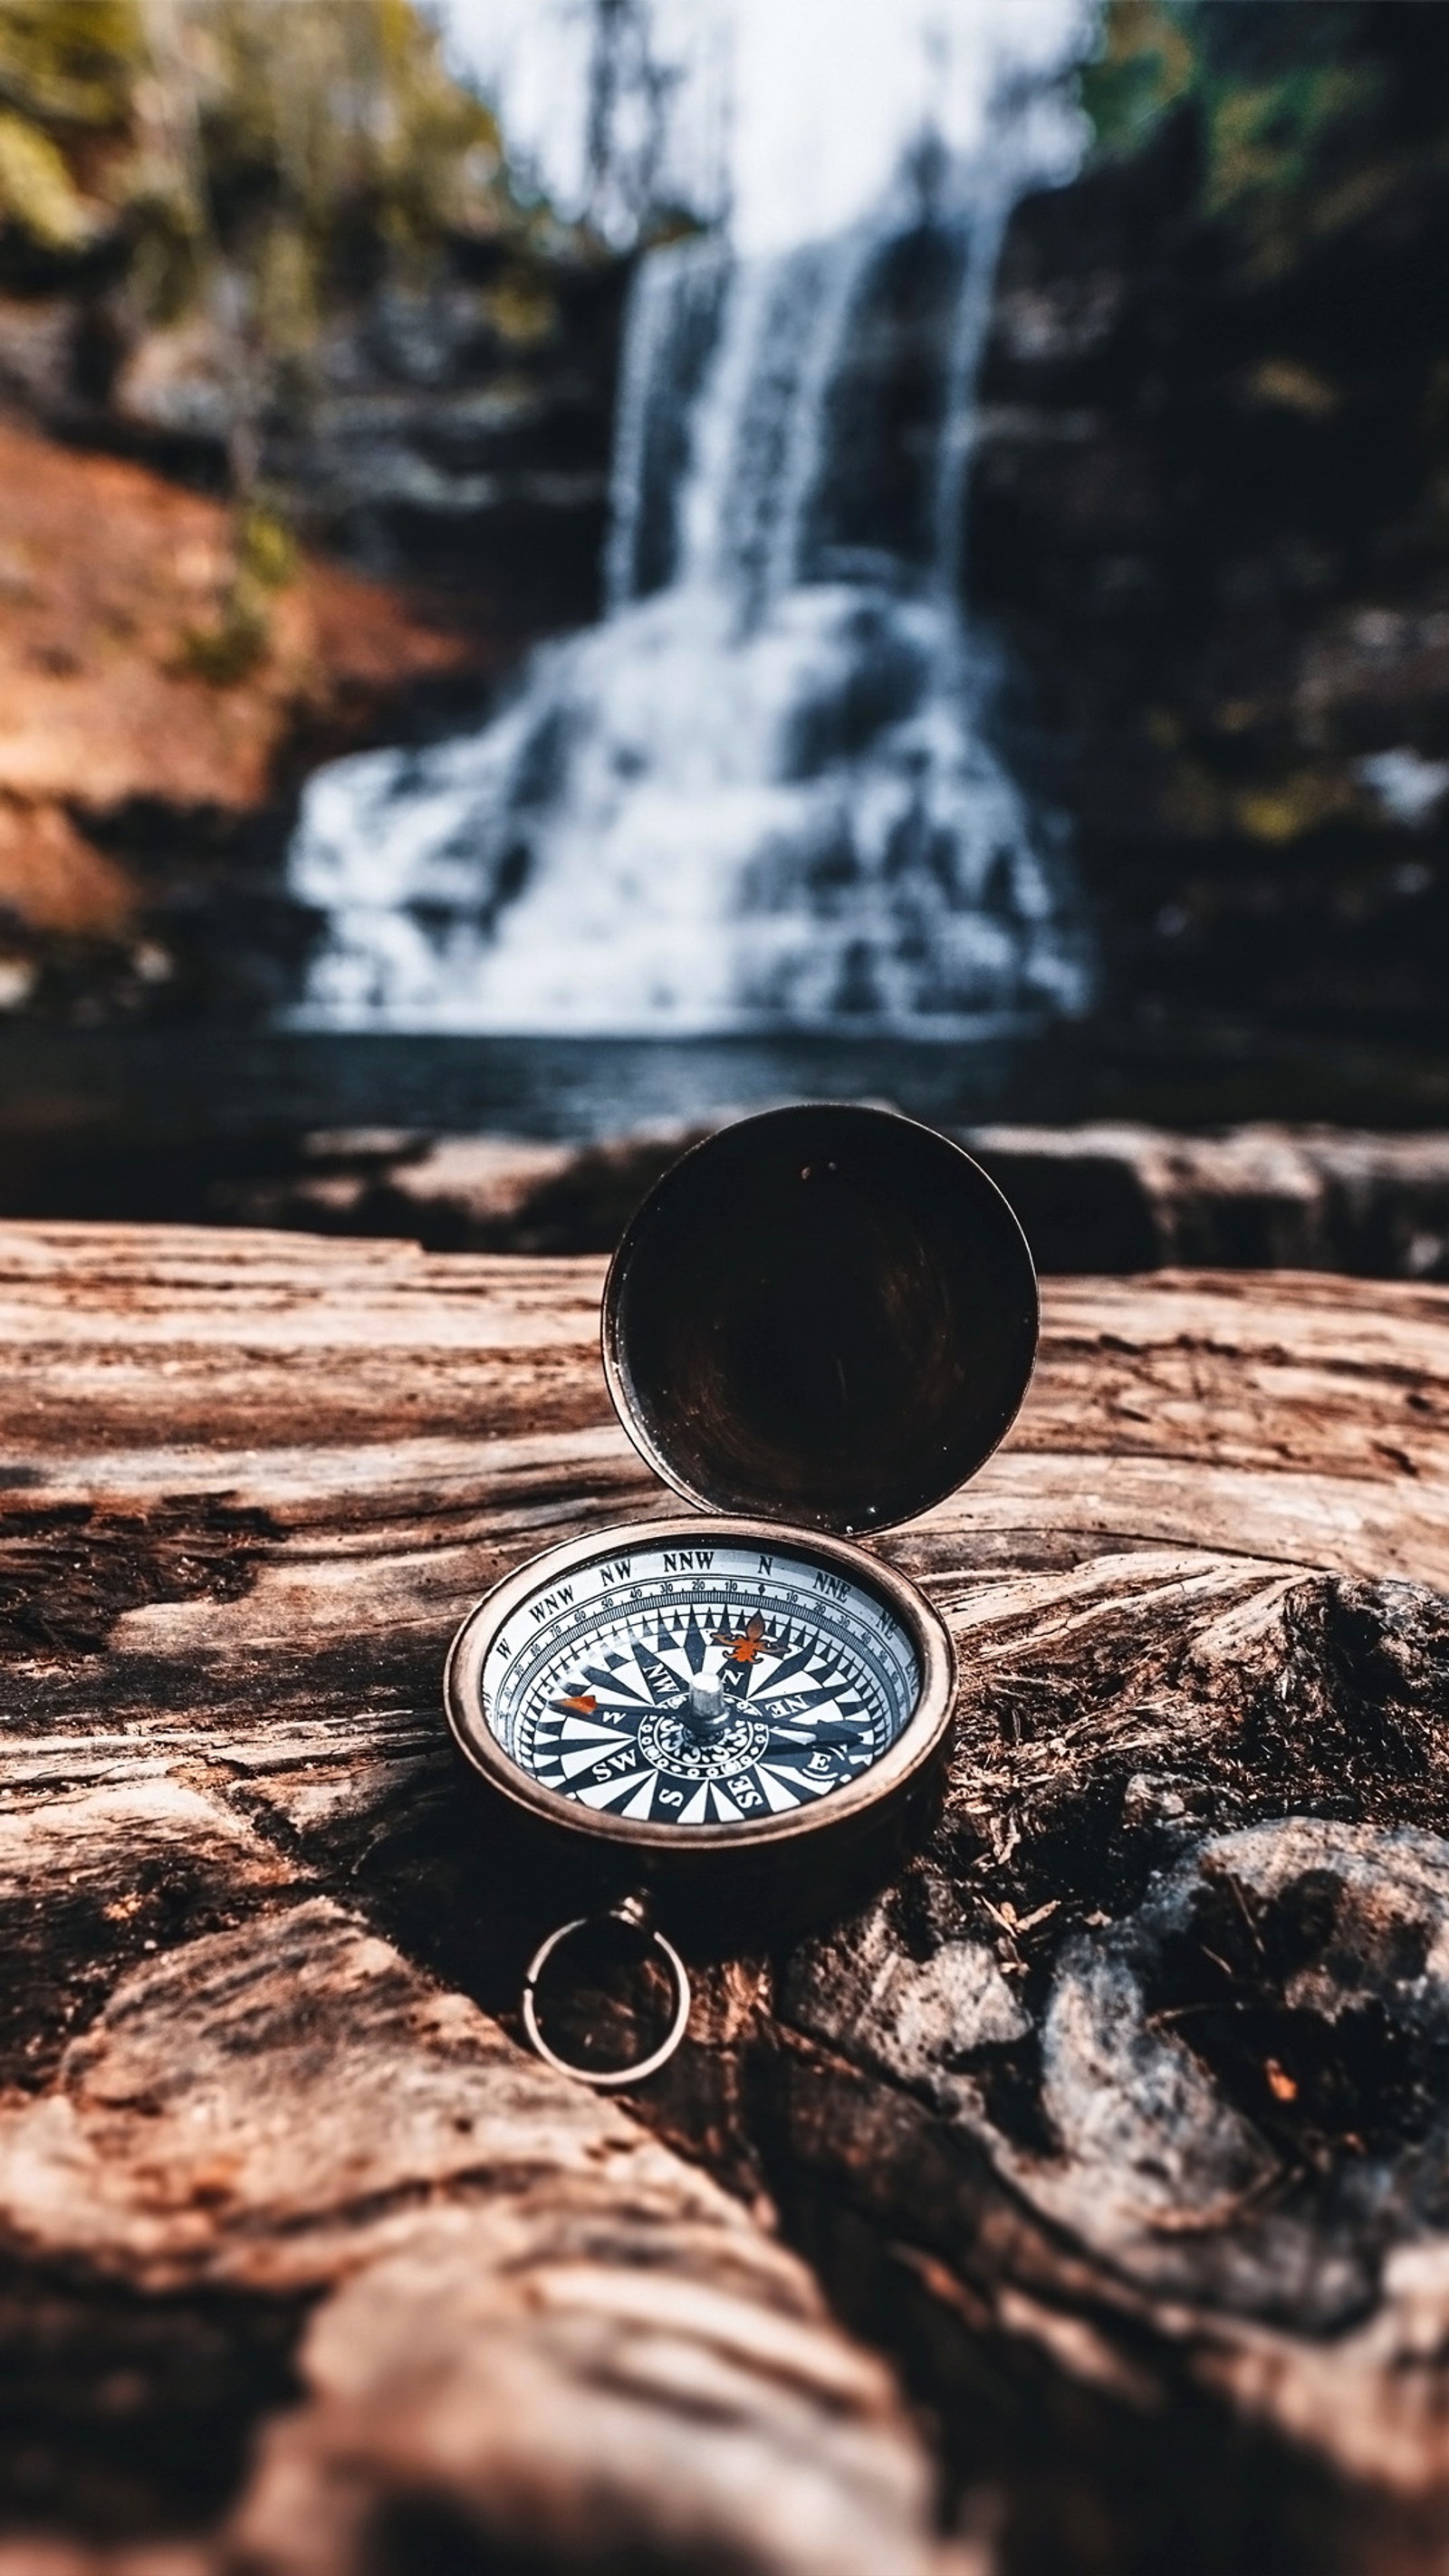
(0, 420), (494, 1017)
(974, 87), (1449, 1046)
(14, 1115), (1449, 1281)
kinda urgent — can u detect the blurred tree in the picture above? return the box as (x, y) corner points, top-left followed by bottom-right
(0, 0), (704, 675)
(135, 0), (561, 669)
(582, 0), (679, 240)
(573, 0), (726, 246)
(0, 1), (140, 252)
(0, 0), (561, 399)
(1079, 0), (1449, 267)
(0, 0), (575, 674)
(1076, 0), (1195, 159)
(136, 0), (552, 351)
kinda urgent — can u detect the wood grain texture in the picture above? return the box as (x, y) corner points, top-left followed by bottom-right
(5, 1226), (1449, 2572)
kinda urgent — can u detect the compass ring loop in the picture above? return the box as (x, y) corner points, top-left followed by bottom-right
(521, 1907), (692, 2088)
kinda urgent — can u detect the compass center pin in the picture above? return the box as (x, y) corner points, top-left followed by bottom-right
(637, 1706), (772, 1783)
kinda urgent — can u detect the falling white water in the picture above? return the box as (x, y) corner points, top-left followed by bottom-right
(289, 165), (1089, 1035)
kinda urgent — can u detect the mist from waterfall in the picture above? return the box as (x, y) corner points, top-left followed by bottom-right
(288, 161), (1089, 1036)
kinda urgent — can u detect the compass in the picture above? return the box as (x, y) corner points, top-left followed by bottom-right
(446, 1103), (1038, 2086)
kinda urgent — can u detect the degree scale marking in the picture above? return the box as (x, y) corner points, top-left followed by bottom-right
(479, 1542), (920, 1829)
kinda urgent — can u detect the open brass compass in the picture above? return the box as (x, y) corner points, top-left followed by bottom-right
(446, 1103), (1038, 2086)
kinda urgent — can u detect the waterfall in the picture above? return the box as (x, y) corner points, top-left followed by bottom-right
(604, 236), (729, 611)
(288, 168), (1089, 1037)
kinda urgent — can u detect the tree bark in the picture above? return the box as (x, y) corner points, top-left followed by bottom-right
(4, 1226), (1449, 2572)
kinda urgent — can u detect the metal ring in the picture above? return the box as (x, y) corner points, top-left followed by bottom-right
(521, 1909), (692, 2089)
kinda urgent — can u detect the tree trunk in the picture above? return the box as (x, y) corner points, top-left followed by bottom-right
(4, 1226), (1449, 2574)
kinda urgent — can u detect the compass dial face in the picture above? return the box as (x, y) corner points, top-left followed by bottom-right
(471, 1535), (922, 1831)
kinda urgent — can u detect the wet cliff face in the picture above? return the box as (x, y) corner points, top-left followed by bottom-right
(0, 232), (629, 648)
(0, 0), (633, 652)
(260, 240), (629, 640)
(972, 86), (1449, 1043)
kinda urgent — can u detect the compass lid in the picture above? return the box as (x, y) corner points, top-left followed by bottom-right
(601, 1103), (1039, 1538)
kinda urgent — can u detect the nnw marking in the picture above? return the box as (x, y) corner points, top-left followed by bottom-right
(663, 1548), (715, 1572)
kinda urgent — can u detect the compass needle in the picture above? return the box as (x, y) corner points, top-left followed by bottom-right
(581, 1666), (648, 1702)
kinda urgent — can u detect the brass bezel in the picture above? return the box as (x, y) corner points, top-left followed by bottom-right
(445, 1515), (955, 1855)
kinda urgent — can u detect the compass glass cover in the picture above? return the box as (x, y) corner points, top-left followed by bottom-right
(479, 1536), (921, 1828)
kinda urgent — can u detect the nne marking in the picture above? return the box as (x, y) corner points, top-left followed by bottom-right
(530, 1583), (575, 1623)
(813, 1569), (849, 1600)
(663, 1548), (715, 1572)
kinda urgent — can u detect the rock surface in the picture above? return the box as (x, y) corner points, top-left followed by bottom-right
(974, 97), (1449, 1044)
(0, 421), (487, 1015)
(191, 1117), (1449, 1283)
(263, 250), (628, 629)
(5, 1228), (1449, 2567)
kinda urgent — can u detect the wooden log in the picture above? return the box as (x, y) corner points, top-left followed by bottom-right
(5, 1226), (1449, 2571)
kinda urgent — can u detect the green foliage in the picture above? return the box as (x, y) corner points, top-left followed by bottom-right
(0, 0), (554, 300)
(0, 0), (577, 685)
(1078, 0), (1195, 159)
(178, 0), (532, 284)
(235, 498), (295, 591)
(0, 0), (141, 135)
(121, 0), (564, 368)
(0, 0), (141, 248)
(1077, 2), (1412, 260)
(178, 495), (294, 685)
(0, 104), (95, 247)
(177, 582), (266, 685)
(1202, 61), (1378, 226)
(0, 2), (601, 680)
(0, 0), (568, 683)
(481, 264), (560, 350)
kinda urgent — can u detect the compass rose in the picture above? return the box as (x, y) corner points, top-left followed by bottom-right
(501, 1548), (905, 1829)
